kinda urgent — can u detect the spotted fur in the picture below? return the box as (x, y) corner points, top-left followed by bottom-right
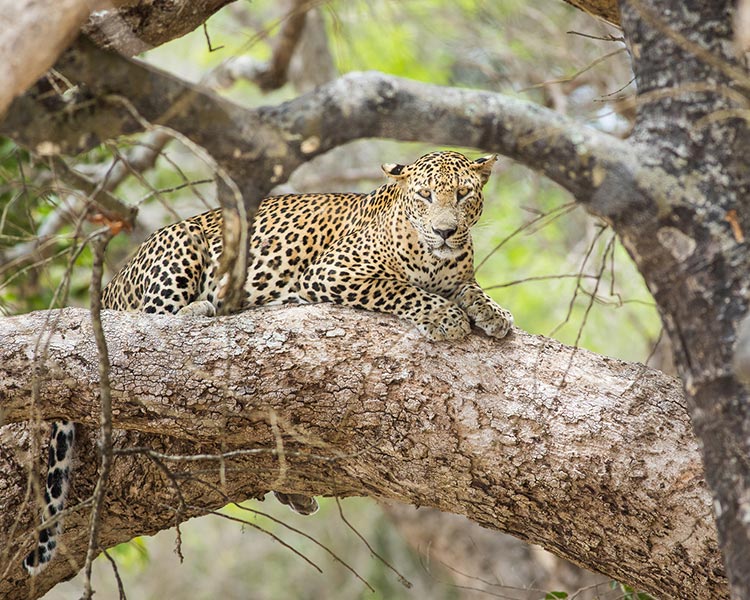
(26, 150), (512, 574)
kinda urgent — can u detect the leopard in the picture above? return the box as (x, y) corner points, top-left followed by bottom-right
(24, 150), (513, 574)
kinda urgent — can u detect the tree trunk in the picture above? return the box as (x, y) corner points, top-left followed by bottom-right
(614, 0), (750, 595)
(0, 305), (725, 598)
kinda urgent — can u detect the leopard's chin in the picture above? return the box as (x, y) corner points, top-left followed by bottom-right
(430, 243), (462, 260)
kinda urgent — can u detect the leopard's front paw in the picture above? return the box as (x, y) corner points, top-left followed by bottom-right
(470, 303), (513, 339)
(419, 303), (471, 341)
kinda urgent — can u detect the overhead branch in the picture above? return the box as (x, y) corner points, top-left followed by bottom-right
(563, 0), (620, 25)
(0, 0), (99, 119)
(0, 0), (621, 119)
(1, 37), (639, 220)
(0, 305), (726, 599)
(82, 0), (234, 56)
(243, 0), (314, 91)
(268, 71), (641, 218)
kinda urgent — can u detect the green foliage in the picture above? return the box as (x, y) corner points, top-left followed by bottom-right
(474, 165), (660, 363)
(545, 592), (568, 600)
(0, 140), (42, 252)
(328, 2), (453, 84)
(0, 141), (95, 314)
(108, 537), (150, 571)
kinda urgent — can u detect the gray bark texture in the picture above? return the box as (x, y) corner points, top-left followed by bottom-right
(0, 0), (748, 597)
(0, 306), (723, 598)
(615, 1), (750, 597)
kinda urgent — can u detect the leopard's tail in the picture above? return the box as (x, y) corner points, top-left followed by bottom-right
(24, 421), (75, 575)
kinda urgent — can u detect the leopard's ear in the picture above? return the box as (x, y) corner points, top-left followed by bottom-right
(382, 163), (409, 181)
(470, 154), (497, 185)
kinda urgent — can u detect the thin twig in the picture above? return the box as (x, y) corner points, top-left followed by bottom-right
(232, 503), (375, 593)
(518, 48), (627, 92)
(335, 497), (412, 589)
(566, 30), (625, 43)
(48, 156), (137, 228)
(100, 548), (128, 600)
(193, 505), (323, 573)
(557, 232), (616, 392)
(113, 445), (353, 464)
(547, 224), (607, 338)
(81, 231), (115, 600)
(202, 22), (225, 52)
(484, 273), (601, 290)
(474, 201), (577, 275)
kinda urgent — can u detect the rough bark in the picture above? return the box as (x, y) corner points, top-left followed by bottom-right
(0, 0), (98, 118)
(563, 0), (619, 25)
(82, 0), (234, 56)
(0, 306), (724, 599)
(614, 0), (750, 596)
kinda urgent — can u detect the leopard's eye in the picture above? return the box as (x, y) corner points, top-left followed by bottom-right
(417, 189), (432, 202)
(456, 187), (471, 200)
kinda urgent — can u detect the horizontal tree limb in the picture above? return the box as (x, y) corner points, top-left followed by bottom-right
(0, 305), (726, 598)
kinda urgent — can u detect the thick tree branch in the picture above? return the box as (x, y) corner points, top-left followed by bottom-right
(0, 0), (93, 119)
(0, 306), (726, 598)
(1, 36), (638, 217)
(82, 0), (234, 56)
(0, 0), (99, 119)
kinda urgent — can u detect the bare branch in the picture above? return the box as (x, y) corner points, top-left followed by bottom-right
(216, 0), (317, 92)
(48, 157), (137, 229)
(81, 233), (114, 599)
(1, 38), (638, 218)
(0, 305), (726, 599)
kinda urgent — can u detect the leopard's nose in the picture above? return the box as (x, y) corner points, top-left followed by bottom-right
(432, 226), (457, 240)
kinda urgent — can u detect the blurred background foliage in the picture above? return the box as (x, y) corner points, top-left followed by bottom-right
(1, 0), (661, 598)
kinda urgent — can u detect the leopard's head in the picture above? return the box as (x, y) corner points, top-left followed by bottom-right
(382, 150), (496, 259)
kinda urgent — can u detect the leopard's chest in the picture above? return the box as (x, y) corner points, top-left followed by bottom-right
(397, 246), (474, 296)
